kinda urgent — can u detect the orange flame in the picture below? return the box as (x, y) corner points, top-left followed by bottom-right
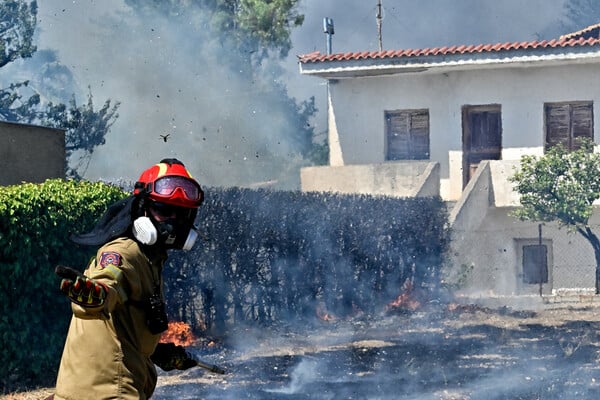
(316, 303), (337, 322)
(160, 321), (197, 346)
(386, 280), (420, 312)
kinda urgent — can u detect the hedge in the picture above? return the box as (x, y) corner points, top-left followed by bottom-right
(165, 188), (451, 334)
(1, 180), (450, 392)
(0, 179), (127, 392)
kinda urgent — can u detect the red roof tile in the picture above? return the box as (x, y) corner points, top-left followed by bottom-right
(560, 22), (600, 40)
(298, 36), (600, 64)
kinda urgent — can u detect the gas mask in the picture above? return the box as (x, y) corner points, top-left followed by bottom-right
(132, 203), (198, 250)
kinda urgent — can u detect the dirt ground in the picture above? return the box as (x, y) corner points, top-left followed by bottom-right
(4, 301), (600, 399)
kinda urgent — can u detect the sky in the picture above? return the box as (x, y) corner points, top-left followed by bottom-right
(13, 0), (573, 188)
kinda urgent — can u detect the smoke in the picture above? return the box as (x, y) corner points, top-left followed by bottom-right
(267, 358), (327, 397)
(29, 0), (571, 188)
(34, 0), (312, 188)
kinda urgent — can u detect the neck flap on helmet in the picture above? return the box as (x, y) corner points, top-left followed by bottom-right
(70, 195), (137, 247)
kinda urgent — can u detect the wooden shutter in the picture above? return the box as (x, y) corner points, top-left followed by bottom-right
(410, 111), (430, 159)
(386, 111), (410, 160)
(572, 102), (593, 149)
(545, 104), (571, 149)
(386, 110), (429, 160)
(545, 102), (593, 150)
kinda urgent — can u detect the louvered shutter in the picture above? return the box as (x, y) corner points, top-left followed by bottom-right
(571, 102), (593, 149)
(545, 103), (571, 149)
(386, 110), (429, 160)
(410, 110), (430, 159)
(545, 102), (593, 150)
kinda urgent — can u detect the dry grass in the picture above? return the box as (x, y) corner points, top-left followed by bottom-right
(0, 388), (54, 400)
(5, 303), (600, 399)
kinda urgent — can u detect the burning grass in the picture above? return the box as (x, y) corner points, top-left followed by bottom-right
(6, 302), (600, 399)
(149, 302), (600, 399)
(161, 321), (197, 346)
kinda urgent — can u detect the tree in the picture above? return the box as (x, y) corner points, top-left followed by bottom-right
(124, 0), (324, 166)
(0, 0), (36, 68)
(126, 0), (303, 64)
(229, 0), (304, 60)
(509, 139), (600, 293)
(41, 89), (120, 178)
(0, 0), (120, 178)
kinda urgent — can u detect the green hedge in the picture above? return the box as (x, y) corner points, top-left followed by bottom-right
(0, 179), (127, 392)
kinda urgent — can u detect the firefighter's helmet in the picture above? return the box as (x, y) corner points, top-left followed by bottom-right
(133, 158), (203, 208)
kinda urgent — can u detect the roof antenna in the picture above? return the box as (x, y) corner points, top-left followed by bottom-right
(376, 0), (383, 51)
(323, 17), (334, 54)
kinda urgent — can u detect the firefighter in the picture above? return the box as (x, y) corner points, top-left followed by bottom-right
(48, 158), (203, 400)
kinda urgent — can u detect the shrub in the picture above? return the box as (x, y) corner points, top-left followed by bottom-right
(1, 182), (450, 391)
(165, 188), (450, 334)
(0, 179), (126, 392)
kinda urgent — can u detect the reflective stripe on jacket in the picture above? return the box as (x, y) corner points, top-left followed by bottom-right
(54, 237), (167, 400)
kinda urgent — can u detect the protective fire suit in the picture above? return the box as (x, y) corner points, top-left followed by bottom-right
(54, 237), (167, 400)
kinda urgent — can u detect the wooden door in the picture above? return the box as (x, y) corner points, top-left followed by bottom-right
(462, 105), (502, 188)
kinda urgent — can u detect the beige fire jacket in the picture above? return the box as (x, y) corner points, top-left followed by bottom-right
(54, 237), (168, 400)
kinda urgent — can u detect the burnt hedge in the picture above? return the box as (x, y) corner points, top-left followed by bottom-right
(1, 181), (449, 391)
(164, 188), (450, 334)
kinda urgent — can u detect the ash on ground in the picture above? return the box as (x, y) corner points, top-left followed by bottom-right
(152, 303), (600, 400)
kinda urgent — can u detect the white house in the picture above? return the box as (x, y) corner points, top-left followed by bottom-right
(298, 23), (600, 300)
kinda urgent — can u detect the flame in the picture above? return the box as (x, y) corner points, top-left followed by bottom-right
(386, 280), (420, 312)
(160, 321), (197, 346)
(316, 303), (337, 322)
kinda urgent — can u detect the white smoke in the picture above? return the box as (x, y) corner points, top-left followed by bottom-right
(29, 0), (570, 187)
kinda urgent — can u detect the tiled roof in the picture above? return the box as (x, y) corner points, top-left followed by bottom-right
(560, 22), (600, 40)
(298, 36), (600, 64)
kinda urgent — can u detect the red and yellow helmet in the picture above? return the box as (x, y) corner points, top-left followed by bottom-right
(133, 159), (203, 208)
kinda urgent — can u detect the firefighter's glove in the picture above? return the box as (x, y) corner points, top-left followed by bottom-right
(151, 342), (197, 371)
(55, 265), (108, 308)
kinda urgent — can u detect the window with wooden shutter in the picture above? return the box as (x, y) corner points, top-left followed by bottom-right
(545, 101), (593, 151)
(385, 109), (430, 160)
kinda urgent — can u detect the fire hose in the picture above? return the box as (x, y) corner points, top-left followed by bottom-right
(191, 357), (226, 374)
(186, 349), (226, 374)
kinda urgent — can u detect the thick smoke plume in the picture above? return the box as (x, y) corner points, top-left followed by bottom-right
(33, 0), (313, 188)
(27, 0), (570, 189)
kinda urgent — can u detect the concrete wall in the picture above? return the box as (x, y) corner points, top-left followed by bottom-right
(301, 161), (439, 198)
(324, 63), (600, 201)
(449, 160), (598, 297)
(0, 121), (65, 185)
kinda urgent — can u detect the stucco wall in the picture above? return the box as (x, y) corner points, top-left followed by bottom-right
(326, 63), (600, 201)
(301, 161), (439, 198)
(449, 160), (599, 296)
(0, 121), (65, 185)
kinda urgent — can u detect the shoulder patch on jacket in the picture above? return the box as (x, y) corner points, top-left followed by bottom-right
(98, 251), (122, 269)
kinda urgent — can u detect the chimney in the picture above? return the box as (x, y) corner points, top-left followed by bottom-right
(323, 17), (334, 55)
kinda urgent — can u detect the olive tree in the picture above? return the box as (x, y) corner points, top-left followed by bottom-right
(509, 139), (600, 293)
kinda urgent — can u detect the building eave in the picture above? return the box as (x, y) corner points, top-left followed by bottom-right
(298, 38), (600, 79)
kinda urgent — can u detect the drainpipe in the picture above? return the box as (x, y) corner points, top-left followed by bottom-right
(538, 224), (543, 297)
(323, 17), (335, 165)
